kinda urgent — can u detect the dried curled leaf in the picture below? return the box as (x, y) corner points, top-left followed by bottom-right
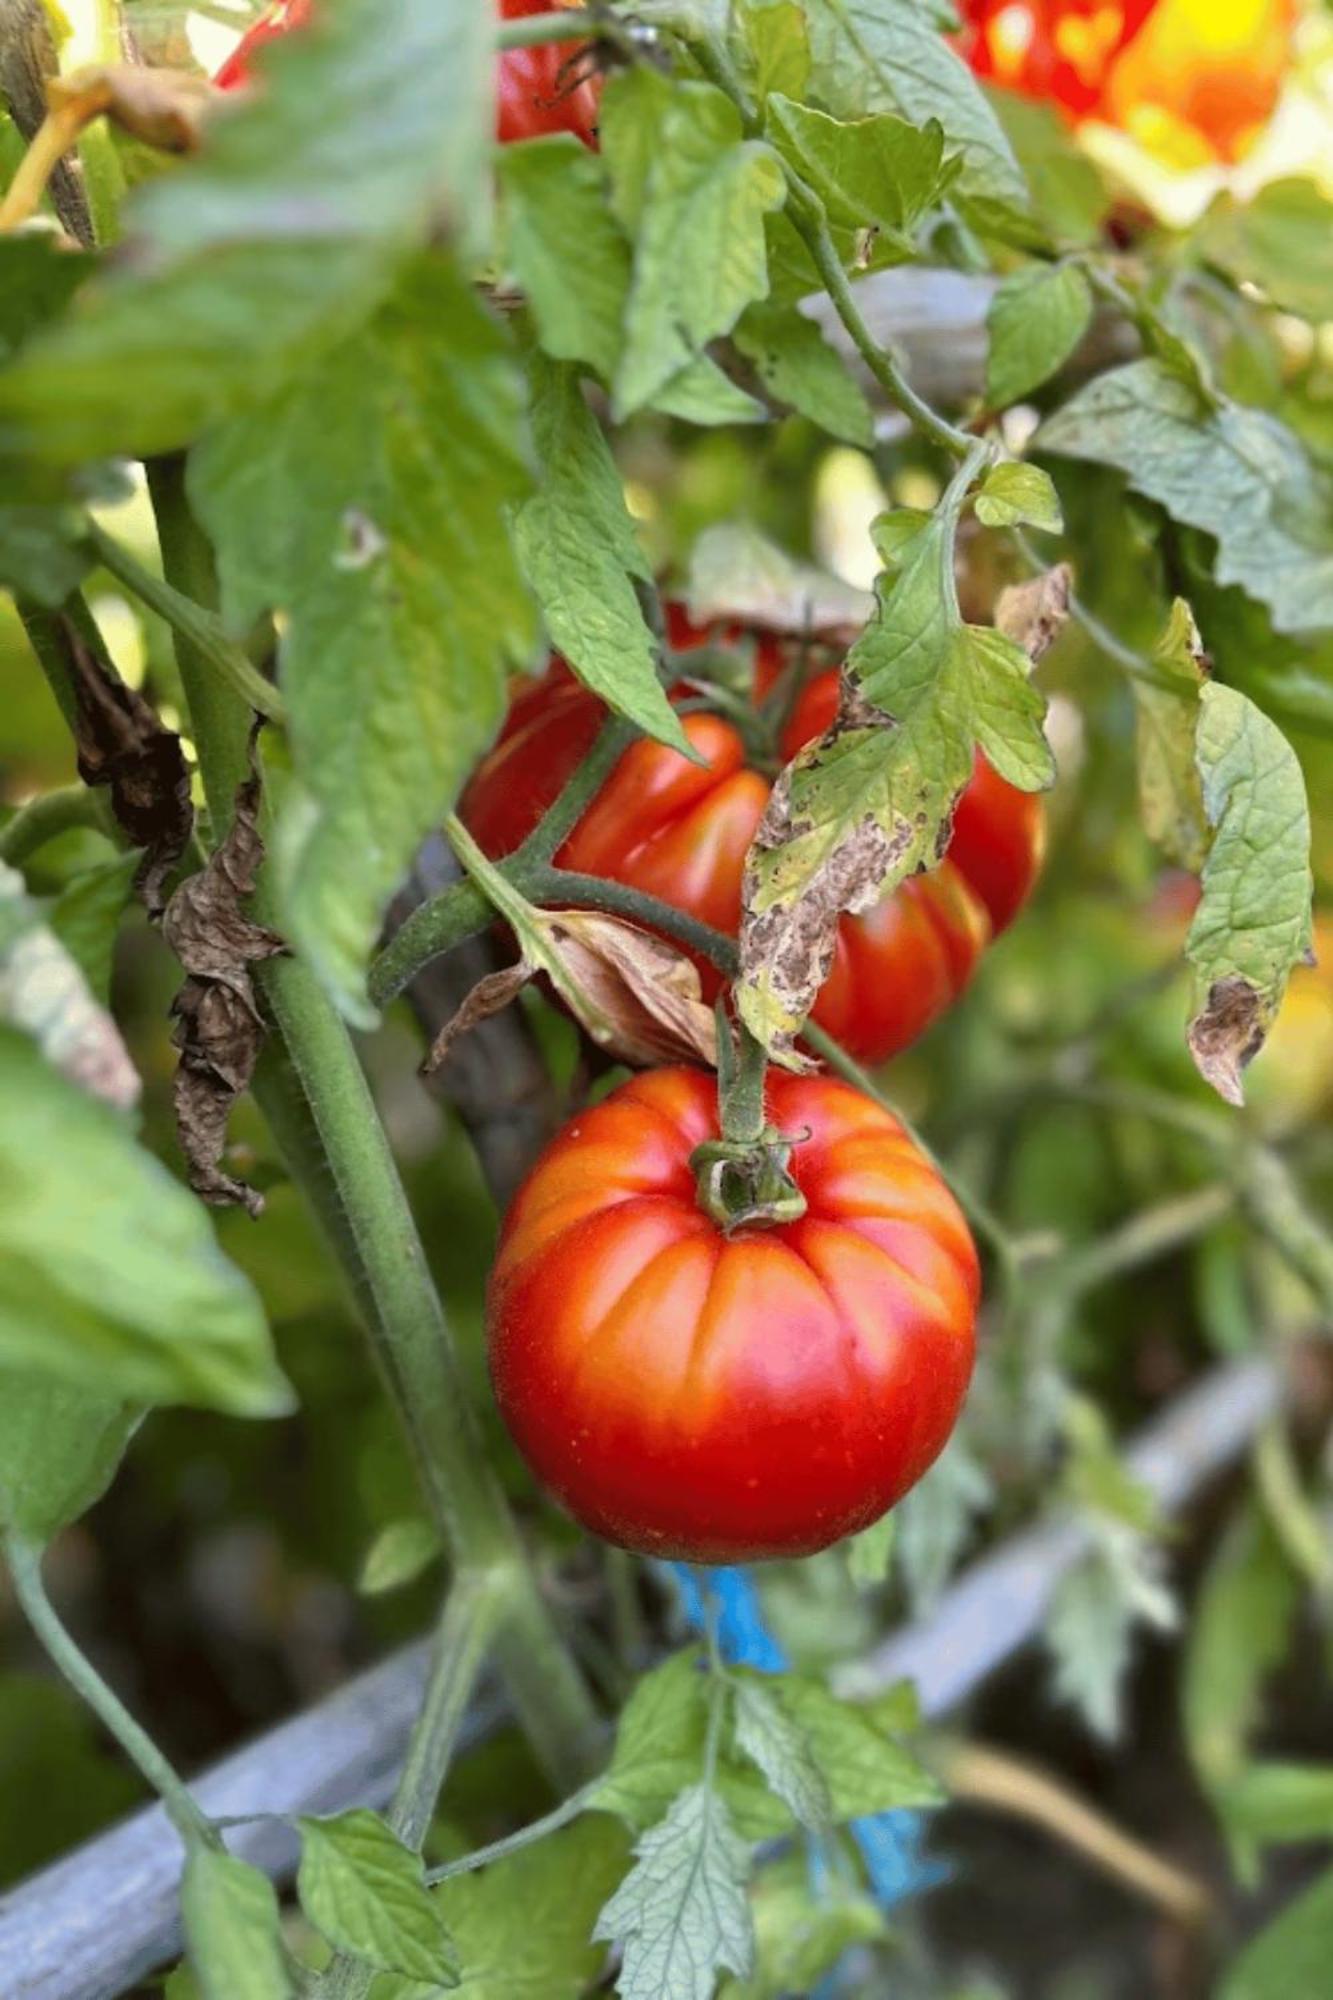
(993, 564), (1073, 661)
(64, 614), (193, 918)
(164, 725), (285, 1215)
(0, 861), (140, 1110)
(424, 909), (717, 1074)
(48, 64), (218, 155)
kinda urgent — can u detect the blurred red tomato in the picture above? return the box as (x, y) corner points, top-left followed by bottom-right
(215, 0), (602, 148)
(956, 0), (1294, 163)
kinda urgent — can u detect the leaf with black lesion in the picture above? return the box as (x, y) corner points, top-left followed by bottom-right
(62, 612), (193, 918)
(164, 723), (286, 1216)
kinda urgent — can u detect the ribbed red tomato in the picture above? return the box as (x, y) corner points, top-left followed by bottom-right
(460, 611), (1045, 1066)
(215, 0), (602, 147)
(488, 1067), (980, 1561)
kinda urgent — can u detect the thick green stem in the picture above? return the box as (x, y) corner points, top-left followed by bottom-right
(14, 590), (116, 735)
(6, 1537), (218, 1852)
(145, 460), (601, 1790)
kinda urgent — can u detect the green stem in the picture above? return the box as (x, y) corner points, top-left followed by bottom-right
(6, 1537), (218, 1852)
(85, 520), (285, 723)
(534, 867), (736, 967)
(14, 590), (116, 736)
(722, 1019), (768, 1145)
(518, 716), (635, 865)
(146, 460), (602, 1791)
(322, 1571), (508, 2000)
(424, 1780), (602, 1887)
(1049, 1183), (1234, 1300)
(785, 182), (980, 460)
(0, 782), (112, 865)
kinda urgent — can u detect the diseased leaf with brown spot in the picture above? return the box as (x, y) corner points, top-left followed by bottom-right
(1185, 683), (1313, 1106)
(164, 725), (286, 1215)
(1132, 600), (1210, 871)
(0, 861), (140, 1111)
(993, 564), (1072, 660)
(63, 614), (193, 918)
(425, 910), (718, 1074)
(738, 517), (1059, 1056)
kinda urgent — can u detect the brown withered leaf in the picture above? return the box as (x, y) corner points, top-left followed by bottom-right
(1186, 972), (1267, 1109)
(423, 910), (717, 1075)
(994, 564), (1073, 663)
(47, 63), (219, 155)
(63, 614), (193, 918)
(164, 723), (285, 1216)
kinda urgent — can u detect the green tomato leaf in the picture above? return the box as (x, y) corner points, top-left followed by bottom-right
(974, 461), (1064, 533)
(734, 0), (812, 101)
(1038, 360), (1333, 636)
(652, 356), (769, 427)
(190, 255), (534, 1023)
(1221, 1866), (1333, 2000)
(732, 299), (873, 446)
(498, 137), (630, 383)
(845, 1512), (895, 1589)
(988, 90), (1109, 247)
(591, 1651), (712, 1830)
(297, 1810), (459, 1983)
(0, 1375), (140, 1542)
(1183, 1503), (1299, 1798)
(895, 1434), (993, 1614)
(718, 1854), (886, 2000)
(1219, 1763), (1333, 1850)
(687, 520), (872, 635)
(0, 0), (492, 462)
(609, 81), (786, 416)
(1196, 178), (1333, 327)
(512, 357), (689, 753)
(0, 237), (102, 603)
(594, 1783), (755, 2000)
(48, 852), (140, 1005)
(358, 1518), (441, 1597)
(1131, 599), (1210, 872)
(181, 1846), (293, 2000)
(741, 1671), (944, 1821)
(0, 1026), (289, 1415)
(738, 515), (1054, 1054)
(731, 1679), (832, 1832)
(1186, 683), (1314, 1105)
(986, 262), (1093, 409)
(403, 1815), (629, 2000)
(764, 95), (956, 238)
(801, 0), (1034, 242)
(1045, 1528), (1176, 1742)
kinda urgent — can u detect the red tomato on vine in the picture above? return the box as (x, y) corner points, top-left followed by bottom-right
(460, 609), (1045, 1067)
(215, 0), (603, 148)
(488, 1066), (980, 1561)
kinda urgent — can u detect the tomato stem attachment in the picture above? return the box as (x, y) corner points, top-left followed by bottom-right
(694, 1019), (807, 1230)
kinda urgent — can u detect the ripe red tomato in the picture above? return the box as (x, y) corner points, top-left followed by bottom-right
(460, 610), (1045, 1066)
(215, 0), (602, 148)
(488, 1066), (980, 1561)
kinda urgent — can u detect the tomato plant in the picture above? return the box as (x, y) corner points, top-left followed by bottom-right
(0, 2), (1330, 1998)
(462, 613), (1044, 1063)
